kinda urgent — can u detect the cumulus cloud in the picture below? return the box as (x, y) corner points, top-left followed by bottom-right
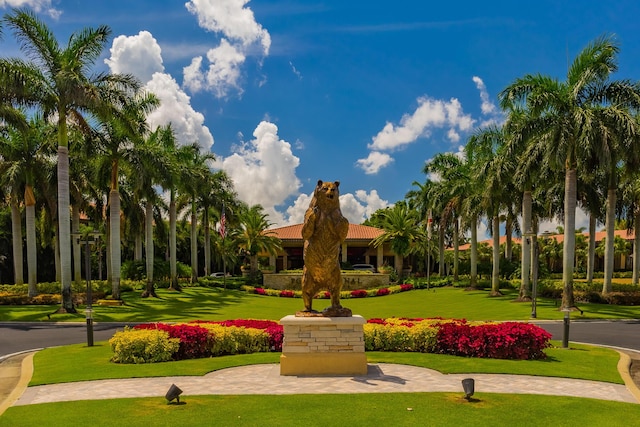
(369, 97), (474, 152)
(472, 76), (496, 115)
(185, 0), (271, 54)
(0, 0), (60, 18)
(145, 73), (214, 151)
(218, 121), (301, 219)
(105, 31), (164, 83)
(279, 188), (390, 227)
(183, 39), (246, 98)
(183, 0), (271, 97)
(356, 151), (394, 175)
(105, 32), (214, 151)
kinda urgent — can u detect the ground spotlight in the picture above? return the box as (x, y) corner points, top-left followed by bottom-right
(165, 384), (183, 404)
(462, 378), (475, 400)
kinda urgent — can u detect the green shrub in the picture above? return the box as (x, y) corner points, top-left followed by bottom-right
(109, 327), (180, 364)
(196, 324), (270, 356)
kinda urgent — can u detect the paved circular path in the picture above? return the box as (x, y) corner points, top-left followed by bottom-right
(4, 352), (639, 412)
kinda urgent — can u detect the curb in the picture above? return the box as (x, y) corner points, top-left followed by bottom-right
(618, 352), (640, 403)
(0, 352), (35, 416)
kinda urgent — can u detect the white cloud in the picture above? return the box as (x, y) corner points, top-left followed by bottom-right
(183, 0), (271, 97)
(0, 0), (60, 18)
(185, 0), (271, 55)
(356, 151), (394, 174)
(183, 39), (246, 98)
(279, 188), (390, 227)
(369, 97), (474, 152)
(472, 76), (496, 115)
(145, 73), (214, 151)
(105, 31), (164, 83)
(105, 32), (214, 151)
(218, 121), (301, 219)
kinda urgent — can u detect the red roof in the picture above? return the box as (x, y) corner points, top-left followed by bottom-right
(457, 229), (636, 250)
(267, 223), (384, 241)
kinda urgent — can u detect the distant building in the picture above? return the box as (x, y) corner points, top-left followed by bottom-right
(264, 223), (399, 272)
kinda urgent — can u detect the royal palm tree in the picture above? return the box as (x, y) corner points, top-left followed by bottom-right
(2, 9), (142, 312)
(234, 204), (282, 273)
(499, 34), (638, 309)
(93, 91), (159, 299)
(0, 112), (54, 295)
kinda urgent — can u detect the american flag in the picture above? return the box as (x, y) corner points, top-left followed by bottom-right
(219, 206), (226, 239)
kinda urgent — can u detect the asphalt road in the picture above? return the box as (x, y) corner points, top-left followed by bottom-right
(1, 319), (639, 359)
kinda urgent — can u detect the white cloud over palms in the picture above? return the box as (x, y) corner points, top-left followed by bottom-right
(0, 0), (60, 18)
(105, 31), (214, 151)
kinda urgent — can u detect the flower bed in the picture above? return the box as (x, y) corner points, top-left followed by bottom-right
(109, 317), (551, 363)
(243, 283), (415, 299)
(365, 318), (551, 360)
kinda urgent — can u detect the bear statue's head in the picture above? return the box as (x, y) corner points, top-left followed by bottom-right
(314, 180), (341, 208)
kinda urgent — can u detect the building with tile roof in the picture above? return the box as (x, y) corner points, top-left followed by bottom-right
(263, 223), (399, 272)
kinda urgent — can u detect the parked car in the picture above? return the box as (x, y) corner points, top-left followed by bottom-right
(210, 272), (226, 277)
(351, 264), (376, 273)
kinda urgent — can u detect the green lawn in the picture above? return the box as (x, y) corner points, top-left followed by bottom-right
(2, 285), (640, 426)
(3, 393), (640, 427)
(2, 286), (640, 323)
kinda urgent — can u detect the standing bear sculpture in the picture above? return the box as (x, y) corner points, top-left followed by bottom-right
(298, 180), (352, 317)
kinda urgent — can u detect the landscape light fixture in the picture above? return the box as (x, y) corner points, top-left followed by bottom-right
(165, 384), (183, 404)
(462, 378), (475, 400)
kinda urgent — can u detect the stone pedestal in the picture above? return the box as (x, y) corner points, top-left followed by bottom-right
(279, 315), (367, 376)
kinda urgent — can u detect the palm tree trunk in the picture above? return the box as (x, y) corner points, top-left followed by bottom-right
(453, 216), (459, 281)
(72, 205), (81, 284)
(603, 188), (616, 294)
(109, 189), (121, 300)
(191, 202), (198, 283)
(519, 190), (532, 300)
(438, 225), (445, 276)
(134, 235), (143, 261)
(562, 168), (577, 309)
(10, 198), (24, 286)
(587, 215), (596, 284)
(58, 146), (75, 312)
(491, 215), (501, 295)
(505, 217), (513, 261)
(25, 190), (38, 297)
(169, 196), (180, 291)
(203, 210), (211, 276)
(470, 214), (478, 288)
(633, 210), (639, 286)
(142, 201), (157, 297)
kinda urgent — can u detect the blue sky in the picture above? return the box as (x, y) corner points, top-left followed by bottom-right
(3, 0), (640, 232)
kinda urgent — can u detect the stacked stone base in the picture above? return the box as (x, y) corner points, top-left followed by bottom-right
(279, 314), (367, 376)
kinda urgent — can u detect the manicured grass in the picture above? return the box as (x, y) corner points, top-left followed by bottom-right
(3, 392), (640, 426)
(2, 286), (640, 323)
(28, 340), (623, 386)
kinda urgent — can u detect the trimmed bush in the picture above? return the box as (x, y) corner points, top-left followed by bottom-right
(109, 328), (179, 363)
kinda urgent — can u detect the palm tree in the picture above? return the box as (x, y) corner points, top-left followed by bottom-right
(130, 126), (173, 298)
(2, 9), (142, 312)
(467, 125), (513, 295)
(0, 112), (54, 295)
(423, 153), (469, 281)
(499, 34), (638, 310)
(93, 92), (159, 300)
(175, 147), (216, 283)
(234, 205), (282, 273)
(371, 202), (422, 274)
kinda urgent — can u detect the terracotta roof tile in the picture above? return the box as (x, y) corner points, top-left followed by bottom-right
(267, 223), (384, 241)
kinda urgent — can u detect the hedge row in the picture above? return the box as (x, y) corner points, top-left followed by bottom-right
(109, 317), (551, 364)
